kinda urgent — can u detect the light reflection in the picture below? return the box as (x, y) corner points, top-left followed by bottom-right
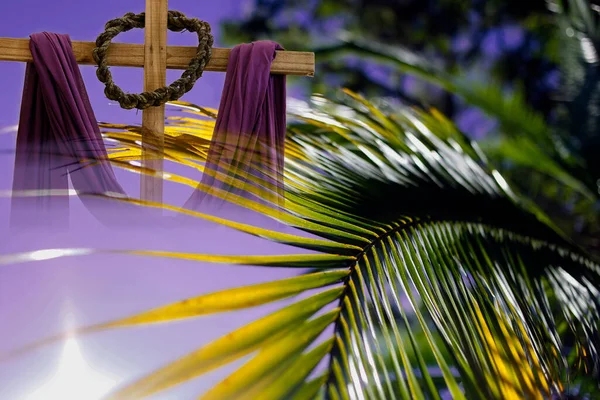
(26, 337), (117, 400)
(0, 125), (18, 134)
(0, 248), (94, 265)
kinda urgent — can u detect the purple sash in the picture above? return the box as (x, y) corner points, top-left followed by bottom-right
(10, 33), (286, 228)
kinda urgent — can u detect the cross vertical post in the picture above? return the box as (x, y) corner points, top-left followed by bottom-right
(141, 0), (168, 204)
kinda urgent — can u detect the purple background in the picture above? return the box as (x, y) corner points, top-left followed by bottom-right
(0, 1), (318, 399)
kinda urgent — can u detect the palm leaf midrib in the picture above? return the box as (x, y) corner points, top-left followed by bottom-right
(317, 210), (597, 398)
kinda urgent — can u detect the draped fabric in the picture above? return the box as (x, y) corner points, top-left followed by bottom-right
(184, 42), (286, 211)
(10, 32), (286, 229)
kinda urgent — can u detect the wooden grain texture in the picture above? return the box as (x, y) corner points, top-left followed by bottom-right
(0, 38), (315, 76)
(140, 0), (168, 204)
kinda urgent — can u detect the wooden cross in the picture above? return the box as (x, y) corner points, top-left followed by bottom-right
(0, 0), (315, 204)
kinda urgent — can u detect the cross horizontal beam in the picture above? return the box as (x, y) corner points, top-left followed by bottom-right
(0, 37), (315, 76)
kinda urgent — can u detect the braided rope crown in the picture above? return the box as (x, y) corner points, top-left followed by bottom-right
(93, 10), (214, 110)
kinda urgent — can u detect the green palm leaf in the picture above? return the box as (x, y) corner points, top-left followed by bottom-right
(3, 92), (599, 399)
(313, 31), (598, 210)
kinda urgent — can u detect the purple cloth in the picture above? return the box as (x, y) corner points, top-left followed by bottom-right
(10, 33), (286, 228)
(184, 42), (286, 212)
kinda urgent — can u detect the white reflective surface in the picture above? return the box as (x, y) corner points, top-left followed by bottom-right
(26, 338), (118, 400)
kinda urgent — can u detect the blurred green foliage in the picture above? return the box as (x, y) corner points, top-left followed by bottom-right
(222, 0), (559, 124)
(222, 0), (600, 259)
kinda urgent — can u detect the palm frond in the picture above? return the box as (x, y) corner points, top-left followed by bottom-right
(313, 33), (598, 207)
(313, 36), (554, 148)
(552, 0), (600, 182)
(3, 92), (600, 399)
